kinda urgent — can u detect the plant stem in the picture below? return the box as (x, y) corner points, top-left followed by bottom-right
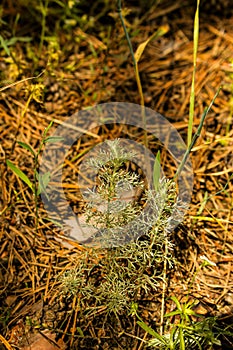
(160, 237), (168, 335)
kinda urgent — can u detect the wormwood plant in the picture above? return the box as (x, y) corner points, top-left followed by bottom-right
(57, 139), (180, 316)
(57, 0), (220, 333)
(83, 139), (144, 234)
(79, 138), (184, 247)
(2, 1), (225, 347)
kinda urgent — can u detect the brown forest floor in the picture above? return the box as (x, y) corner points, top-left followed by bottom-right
(0, 1), (233, 349)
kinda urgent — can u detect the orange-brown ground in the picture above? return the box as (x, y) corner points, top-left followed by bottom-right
(0, 1), (233, 349)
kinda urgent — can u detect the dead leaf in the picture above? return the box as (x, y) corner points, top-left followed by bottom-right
(21, 331), (66, 350)
(134, 25), (170, 63)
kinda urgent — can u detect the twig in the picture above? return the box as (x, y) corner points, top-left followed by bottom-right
(0, 70), (45, 92)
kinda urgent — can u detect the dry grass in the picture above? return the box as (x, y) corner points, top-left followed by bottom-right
(0, 1), (233, 349)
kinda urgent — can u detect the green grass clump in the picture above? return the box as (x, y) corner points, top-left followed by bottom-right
(136, 297), (221, 349)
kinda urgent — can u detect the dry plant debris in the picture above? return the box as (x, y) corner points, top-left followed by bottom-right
(0, 1), (233, 349)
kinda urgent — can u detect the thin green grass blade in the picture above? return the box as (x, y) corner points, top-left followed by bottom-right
(164, 310), (181, 318)
(170, 296), (182, 311)
(137, 321), (163, 340)
(188, 0), (200, 146)
(17, 141), (35, 157)
(153, 150), (161, 191)
(44, 136), (64, 143)
(134, 25), (169, 63)
(43, 120), (54, 137)
(179, 327), (186, 350)
(174, 86), (221, 180)
(0, 35), (11, 56)
(43, 217), (63, 227)
(6, 159), (33, 190)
